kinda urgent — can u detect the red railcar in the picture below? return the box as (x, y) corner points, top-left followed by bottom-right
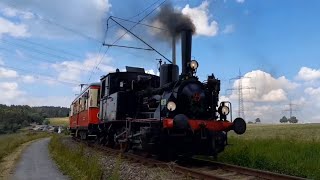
(69, 83), (100, 139)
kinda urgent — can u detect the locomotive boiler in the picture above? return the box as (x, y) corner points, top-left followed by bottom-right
(69, 28), (246, 159)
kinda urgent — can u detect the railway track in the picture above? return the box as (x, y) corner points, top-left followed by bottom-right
(72, 137), (306, 180)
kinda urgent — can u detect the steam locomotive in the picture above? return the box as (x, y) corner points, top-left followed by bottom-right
(69, 29), (246, 159)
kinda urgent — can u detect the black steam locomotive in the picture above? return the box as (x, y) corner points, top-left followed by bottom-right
(71, 29), (246, 159)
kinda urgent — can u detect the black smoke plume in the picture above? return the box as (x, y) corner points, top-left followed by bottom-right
(153, 3), (196, 38)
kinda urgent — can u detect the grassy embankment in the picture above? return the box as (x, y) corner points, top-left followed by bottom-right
(47, 117), (69, 127)
(0, 132), (50, 161)
(217, 124), (320, 179)
(49, 135), (103, 180)
(0, 132), (50, 178)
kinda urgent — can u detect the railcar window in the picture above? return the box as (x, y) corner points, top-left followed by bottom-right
(70, 104), (74, 116)
(79, 98), (82, 111)
(85, 98), (87, 110)
(80, 97), (84, 111)
(89, 89), (99, 108)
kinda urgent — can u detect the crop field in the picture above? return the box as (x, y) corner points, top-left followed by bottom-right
(48, 117), (69, 127)
(217, 124), (320, 179)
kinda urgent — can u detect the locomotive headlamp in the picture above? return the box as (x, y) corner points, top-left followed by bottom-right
(221, 106), (230, 115)
(167, 101), (176, 111)
(190, 60), (199, 70)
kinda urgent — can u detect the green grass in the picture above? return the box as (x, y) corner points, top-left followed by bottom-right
(217, 124), (320, 179)
(0, 132), (50, 161)
(49, 135), (103, 180)
(108, 154), (122, 180)
(47, 117), (69, 127)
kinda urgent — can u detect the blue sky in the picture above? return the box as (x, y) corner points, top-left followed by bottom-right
(1, 0), (320, 123)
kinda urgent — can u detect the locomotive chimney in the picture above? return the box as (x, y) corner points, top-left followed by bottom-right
(172, 35), (176, 65)
(181, 30), (192, 75)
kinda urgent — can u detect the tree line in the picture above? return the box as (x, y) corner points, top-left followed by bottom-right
(0, 104), (69, 134)
(280, 116), (298, 123)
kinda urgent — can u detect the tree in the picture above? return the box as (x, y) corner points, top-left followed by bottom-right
(280, 116), (288, 123)
(289, 116), (298, 123)
(0, 104), (68, 134)
(255, 118), (261, 123)
(248, 121), (254, 124)
(43, 119), (50, 125)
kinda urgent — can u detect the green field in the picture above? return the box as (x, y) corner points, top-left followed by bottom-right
(218, 124), (320, 179)
(47, 117), (69, 127)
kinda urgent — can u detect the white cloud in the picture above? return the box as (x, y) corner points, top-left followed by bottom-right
(303, 87), (320, 117)
(1, 7), (16, 17)
(260, 89), (287, 102)
(0, 80), (73, 107)
(145, 69), (160, 76)
(0, 0), (111, 39)
(305, 87), (320, 96)
(0, 17), (30, 38)
(236, 0), (245, 3)
(0, 82), (25, 103)
(17, 96), (73, 107)
(297, 67), (320, 81)
(21, 75), (36, 83)
(1, 7), (34, 19)
(230, 70), (298, 103)
(52, 53), (115, 82)
(182, 1), (218, 36)
(222, 24), (235, 34)
(116, 29), (133, 41)
(72, 86), (81, 94)
(145, 69), (156, 75)
(0, 67), (19, 78)
(224, 68), (320, 123)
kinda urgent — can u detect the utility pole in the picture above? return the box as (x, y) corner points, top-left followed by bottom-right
(227, 69), (255, 119)
(79, 84), (88, 93)
(283, 101), (298, 118)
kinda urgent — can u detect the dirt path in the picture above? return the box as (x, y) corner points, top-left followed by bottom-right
(10, 138), (68, 180)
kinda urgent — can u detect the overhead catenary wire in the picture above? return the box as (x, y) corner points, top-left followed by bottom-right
(0, 39), (71, 60)
(2, 1), (103, 43)
(102, 43), (153, 51)
(106, 0), (164, 30)
(87, 0), (167, 83)
(0, 45), (92, 73)
(6, 37), (83, 59)
(109, 16), (172, 63)
(0, 0), (167, 85)
(111, 16), (168, 31)
(85, 0), (165, 81)
(0, 65), (80, 85)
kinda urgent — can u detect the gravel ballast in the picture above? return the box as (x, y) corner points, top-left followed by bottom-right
(61, 137), (186, 180)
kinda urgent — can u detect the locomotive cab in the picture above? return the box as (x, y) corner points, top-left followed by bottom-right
(99, 67), (160, 121)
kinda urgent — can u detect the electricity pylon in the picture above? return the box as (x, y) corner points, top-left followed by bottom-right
(227, 70), (255, 119)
